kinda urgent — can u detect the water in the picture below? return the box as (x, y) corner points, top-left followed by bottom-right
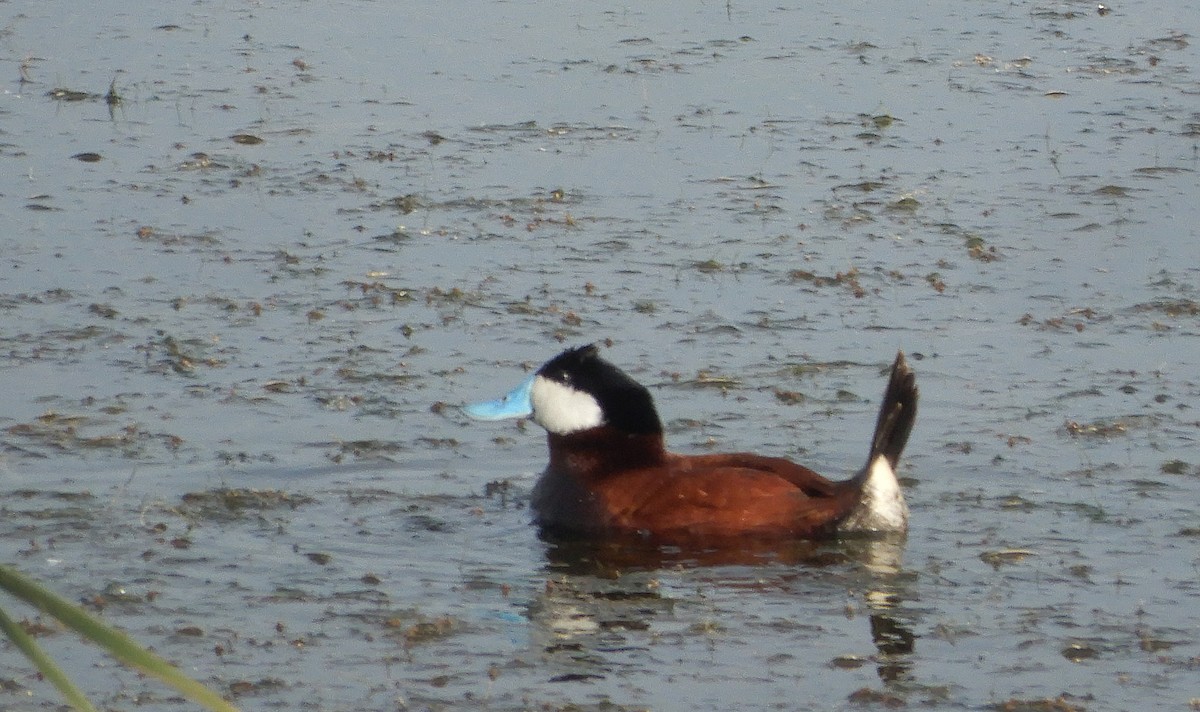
(1, 0), (1198, 709)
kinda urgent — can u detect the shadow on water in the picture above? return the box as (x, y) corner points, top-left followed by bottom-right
(534, 533), (917, 693)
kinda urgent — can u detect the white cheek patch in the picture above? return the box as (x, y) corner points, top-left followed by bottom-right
(530, 376), (605, 435)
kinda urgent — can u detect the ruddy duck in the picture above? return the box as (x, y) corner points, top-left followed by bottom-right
(465, 345), (917, 542)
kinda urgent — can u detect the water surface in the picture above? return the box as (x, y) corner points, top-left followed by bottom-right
(1, 1), (1198, 710)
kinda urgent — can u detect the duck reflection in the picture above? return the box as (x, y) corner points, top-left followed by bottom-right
(525, 533), (916, 688)
(854, 536), (916, 684)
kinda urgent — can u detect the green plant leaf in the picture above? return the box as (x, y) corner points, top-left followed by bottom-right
(0, 604), (98, 712)
(0, 564), (238, 712)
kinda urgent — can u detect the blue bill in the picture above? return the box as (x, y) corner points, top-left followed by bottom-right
(463, 374), (535, 420)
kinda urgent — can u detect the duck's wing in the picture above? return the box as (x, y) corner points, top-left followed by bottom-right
(596, 457), (857, 537)
(672, 452), (842, 498)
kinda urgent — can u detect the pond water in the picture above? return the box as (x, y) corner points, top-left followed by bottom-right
(1, 0), (1198, 710)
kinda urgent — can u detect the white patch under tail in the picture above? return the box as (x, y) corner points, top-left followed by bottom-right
(838, 455), (909, 533)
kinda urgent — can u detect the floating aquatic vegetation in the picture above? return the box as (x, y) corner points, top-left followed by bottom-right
(773, 388), (805, 405)
(4, 412), (183, 458)
(666, 371), (741, 390)
(1160, 459), (1196, 475)
(886, 195), (920, 212)
(1130, 298), (1199, 317)
(847, 687), (905, 707)
(979, 549), (1036, 568)
(177, 488), (316, 521)
(341, 280), (413, 305)
(789, 267), (867, 298)
(46, 87), (93, 102)
(322, 439), (407, 462)
(87, 303), (117, 318)
(1063, 415), (1161, 439)
(136, 333), (225, 375)
(228, 677), (286, 698)
(134, 225), (221, 247)
(1016, 310), (1097, 332)
(964, 234), (1001, 261)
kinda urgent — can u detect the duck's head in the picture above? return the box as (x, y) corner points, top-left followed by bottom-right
(464, 344), (662, 436)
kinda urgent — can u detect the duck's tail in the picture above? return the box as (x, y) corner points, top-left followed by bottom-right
(866, 351), (918, 472)
(838, 351), (918, 533)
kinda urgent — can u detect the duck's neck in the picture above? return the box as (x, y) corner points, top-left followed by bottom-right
(546, 427), (667, 482)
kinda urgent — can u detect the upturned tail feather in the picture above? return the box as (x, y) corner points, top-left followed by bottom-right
(865, 351), (918, 471)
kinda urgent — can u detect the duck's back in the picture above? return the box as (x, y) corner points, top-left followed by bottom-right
(532, 453), (861, 540)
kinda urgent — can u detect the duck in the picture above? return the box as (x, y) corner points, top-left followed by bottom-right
(464, 344), (917, 543)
